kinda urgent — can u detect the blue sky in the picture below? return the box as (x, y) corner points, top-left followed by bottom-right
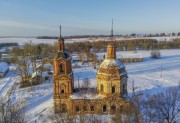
(0, 0), (180, 36)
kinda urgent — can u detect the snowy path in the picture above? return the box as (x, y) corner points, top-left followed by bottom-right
(0, 71), (18, 97)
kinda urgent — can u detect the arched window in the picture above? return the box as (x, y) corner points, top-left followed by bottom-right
(61, 89), (64, 94)
(59, 64), (65, 74)
(90, 106), (94, 111)
(76, 106), (80, 112)
(100, 84), (104, 92)
(60, 84), (65, 94)
(112, 86), (115, 93)
(103, 105), (106, 112)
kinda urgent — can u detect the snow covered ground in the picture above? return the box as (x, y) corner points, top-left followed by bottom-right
(0, 36), (179, 45)
(0, 49), (180, 122)
(125, 50), (180, 95)
(0, 37), (90, 45)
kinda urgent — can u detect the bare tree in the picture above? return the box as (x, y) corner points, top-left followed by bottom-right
(78, 78), (91, 96)
(146, 88), (180, 123)
(24, 42), (39, 84)
(78, 52), (83, 63)
(151, 49), (161, 59)
(82, 78), (91, 89)
(0, 96), (25, 123)
(11, 47), (31, 87)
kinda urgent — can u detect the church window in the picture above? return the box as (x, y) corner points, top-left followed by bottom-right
(61, 89), (65, 94)
(100, 84), (104, 92)
(76, 106), (80, 112)
(90, 106), (94, 111)
(112, 86), (115, 93)
(102, 105), (106, 112)
(59, 64), (65, 74)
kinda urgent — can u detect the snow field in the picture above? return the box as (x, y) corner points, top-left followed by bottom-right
(0, 49), (180, 122)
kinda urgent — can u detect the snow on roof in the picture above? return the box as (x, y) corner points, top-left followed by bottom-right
(0, 62), (9, 73)
(99, 59), (125, 69)
(0, 47), (8, 52)
(31, 71), (48, 78)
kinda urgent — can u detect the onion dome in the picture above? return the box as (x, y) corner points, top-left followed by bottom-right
(97, 43), (127, 78)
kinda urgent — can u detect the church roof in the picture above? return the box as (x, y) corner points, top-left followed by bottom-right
(97, 42), (127, 77)
(97, 58), (126, 77)
(99, 59), (125, 69)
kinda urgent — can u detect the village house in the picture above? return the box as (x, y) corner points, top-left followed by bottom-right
(0, 62), (9, 77)
(1, 53), (13, 63)
(118, 51), (143, 63)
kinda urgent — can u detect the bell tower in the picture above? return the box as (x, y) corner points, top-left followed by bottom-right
(53, 26), (74, 113)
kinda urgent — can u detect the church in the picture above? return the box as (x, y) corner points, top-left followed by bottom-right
(53, 26), (129, 115)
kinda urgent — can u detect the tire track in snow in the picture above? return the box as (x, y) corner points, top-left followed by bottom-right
(25, 93), (53, 122)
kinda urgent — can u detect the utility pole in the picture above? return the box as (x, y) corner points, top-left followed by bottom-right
(132, 80), (135, 97)
(111, 18), (113, 37)
(78, 76), (80, 91)
(59, 25), (61, 38)
(160, 65), (162, 77)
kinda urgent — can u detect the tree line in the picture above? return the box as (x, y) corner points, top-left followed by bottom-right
(66, 39), (180, 53)
(0, 43), (18, 47)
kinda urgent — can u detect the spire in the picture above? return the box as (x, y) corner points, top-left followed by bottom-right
(57, 25), (64, 52)
(111, 19), (113, 37)
(59, 25), (62, 38)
